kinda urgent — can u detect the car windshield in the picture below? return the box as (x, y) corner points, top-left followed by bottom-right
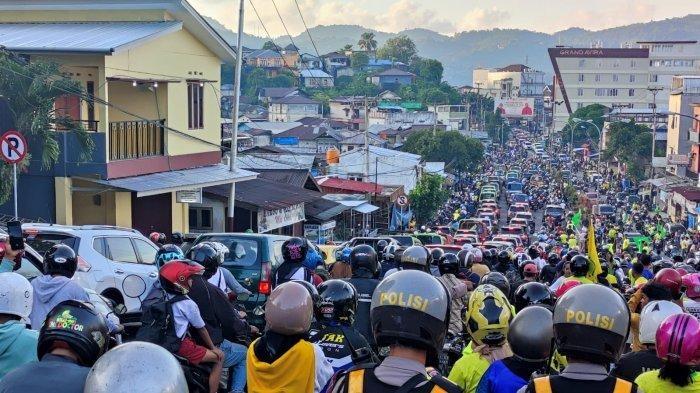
(392, 236), (414, 247)
(25, 233), (77, 255)
(600, 205), (615, 214)
(201, 236), (260, 267)
(545, 207), (565, 216)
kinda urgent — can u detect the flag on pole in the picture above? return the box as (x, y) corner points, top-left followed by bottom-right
(586, 219), (603, 281)
(571, 209), (582, 229)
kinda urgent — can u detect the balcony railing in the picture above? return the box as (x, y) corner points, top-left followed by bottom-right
(109, 119), (165, 161)
(55, 120), (99, 132)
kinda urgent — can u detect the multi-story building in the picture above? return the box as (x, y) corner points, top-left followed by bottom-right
(268, 96), (321, 122)
(0, 0), (257, 234)
(638, 41), (700, 112)
(667, 76), (700, 178)
(427, 105), (469, 131)
(548, 47), (651, 131)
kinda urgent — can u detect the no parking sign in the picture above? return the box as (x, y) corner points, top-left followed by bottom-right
(1, 130), (28, 218)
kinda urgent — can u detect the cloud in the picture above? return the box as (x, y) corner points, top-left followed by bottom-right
(458, 7), (511, 31)
(548, 1), (657, 32)
(376, 0), (456, 33)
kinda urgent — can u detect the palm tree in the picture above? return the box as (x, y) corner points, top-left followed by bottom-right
(358, 32), (377, 53)
(341, 44), (353, 53)
(0, 52), (93, 203)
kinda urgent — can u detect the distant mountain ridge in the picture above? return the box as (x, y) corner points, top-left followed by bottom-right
(205, 15), (700, 85)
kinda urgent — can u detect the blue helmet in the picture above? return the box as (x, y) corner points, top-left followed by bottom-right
(155, 244), (185, 268)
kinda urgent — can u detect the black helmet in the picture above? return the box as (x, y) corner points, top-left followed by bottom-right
(438, 253), (459, 275)
(171, 232), (184, 245)
(497, 250), (510, 265)
(400, 246), (430, 272)
(155, 244), (185, 268)
(282, 237), (308, 264)
(429, 248), (445, 266)
(376, 240), (388, 255)
(371, 270), (450, 365)
(349, 245), (378, 276)
(547, 252), (560, 265)
(570, 255), (590, 277)
(38, 300), (109, 367)
(599, 261), (609, 276)
(188, 243), (220, 278)
(457, 250), (473, 270)
(553, 284), (630, 363)
(513, 282), (555, 313)
(527, 246), (539, 260)
(317, 280), (357, 325)
(43, 244), (78, 278)
(508, 306), (554, 362)
(480, 271), (511, 298)
(564, 250), (579, 262)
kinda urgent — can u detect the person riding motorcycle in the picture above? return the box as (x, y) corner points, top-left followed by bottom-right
(191, 242), (251, 297)
(272, 237), (317, 288)
(308, 279), (375, 373)
(83, 341), (188, 393)
(521, 284), (634, 393)
(247, 281), (333, 393)
(328, 270), (462, 393)
(477, 306), (554, 393)
(155, 244), (185, 268)
(345, 245), (381, 350)
(634, 313), (700, 392)
(0, 300), (109, 393)
(539, 253), (559, 285)
(429, 248), (445, 277)
(513, 282), (555, 313)
(449, 284), (513, 393)
(0, 273), (38, 378)
(494, 250), (519, 285)
(29, 245), (91, 330)
(682, 273), (700, 318)
(614, 300), (683, 382)
(436, 253), (468, 336)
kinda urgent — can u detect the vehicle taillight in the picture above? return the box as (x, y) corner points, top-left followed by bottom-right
(258, 261), (271, 295)
(77, 256), (92, 272)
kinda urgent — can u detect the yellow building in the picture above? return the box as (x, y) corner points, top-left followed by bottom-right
(0, 0), (256, 234)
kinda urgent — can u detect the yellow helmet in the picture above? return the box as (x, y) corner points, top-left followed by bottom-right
(465, 284), (513, 346)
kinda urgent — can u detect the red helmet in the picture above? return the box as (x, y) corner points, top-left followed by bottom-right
(555, 280), (581, 298)
(654, 268), (683, 299)
(149, 232), (166, 244)
(683, 273), (700, 299)
(159, 261), (203, 295)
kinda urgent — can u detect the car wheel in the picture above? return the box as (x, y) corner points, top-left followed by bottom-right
(101, 288), (126, 310)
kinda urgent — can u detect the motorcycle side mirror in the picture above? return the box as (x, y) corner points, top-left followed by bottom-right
(237, 292), (250, 302)
(114, 304), (127, 316)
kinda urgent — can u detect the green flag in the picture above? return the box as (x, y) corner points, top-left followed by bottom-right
(571, 209), (582, 229)
(656, 223), (667, 238)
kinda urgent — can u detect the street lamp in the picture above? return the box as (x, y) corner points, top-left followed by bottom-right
(572, 118), (602, 167)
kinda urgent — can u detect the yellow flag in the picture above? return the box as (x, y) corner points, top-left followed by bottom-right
(587, 219), (603, 281)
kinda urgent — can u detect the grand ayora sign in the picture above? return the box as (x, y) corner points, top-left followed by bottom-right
(258, 203), (305, 233)
(494, 98), (535, 119)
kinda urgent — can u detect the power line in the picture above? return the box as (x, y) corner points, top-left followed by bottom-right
(291, 0), (322, 61)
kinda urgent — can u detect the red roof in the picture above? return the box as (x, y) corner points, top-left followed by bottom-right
(317, 177), (383, 194)
(672, 186), (700, 202)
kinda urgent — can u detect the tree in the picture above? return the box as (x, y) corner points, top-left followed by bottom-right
(564, 103), (606, 147)
(0, 52), (94, 203)
(376, 35), (417, 64)
(357, 32), (378, 52)
(603, 121), (652, 180)
(484, 110), (510, 143)
(262, 41), (280, 51)
(409, 174), (449, 225)
(350, 52), (369, 70)
(410, 58), (443, 84)
(341, 44), (353, 52)
(403, 131), (484, 174)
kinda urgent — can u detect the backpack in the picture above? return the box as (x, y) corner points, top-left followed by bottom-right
(135, 294), (187, 353)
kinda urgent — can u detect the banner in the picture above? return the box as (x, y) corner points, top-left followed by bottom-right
(494, 97), (535, 118)
(389, 205), (413, 232)
(258, 203), (305, 233)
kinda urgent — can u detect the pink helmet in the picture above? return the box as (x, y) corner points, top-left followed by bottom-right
(683, 273), (700, 299)
(656, 313), (700, 366)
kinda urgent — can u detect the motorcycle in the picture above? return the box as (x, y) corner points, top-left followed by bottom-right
(438, 333), (467, 375)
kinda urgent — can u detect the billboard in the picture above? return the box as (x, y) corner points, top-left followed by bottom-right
(494, 97), (535, 118)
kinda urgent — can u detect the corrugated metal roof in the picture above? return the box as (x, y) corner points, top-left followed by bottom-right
(236, 154), (314, 170)
(300, 69), (332, 78)
(89, 164), (257, 197)
(205, 178), (320, 210)
(0, 21), (182, 53)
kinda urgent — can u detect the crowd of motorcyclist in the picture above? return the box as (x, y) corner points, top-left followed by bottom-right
(0, 129), (700, 393)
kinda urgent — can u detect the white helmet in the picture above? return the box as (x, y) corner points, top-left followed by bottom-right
(0, 273), (33, 320)
(639, 300), (684, 344)
(461, 243), (474, 251)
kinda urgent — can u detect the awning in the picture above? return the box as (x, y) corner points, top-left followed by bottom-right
(84, 164), (258, 197)
(305, 198), (351, 221)
(353, 203), (380, 214)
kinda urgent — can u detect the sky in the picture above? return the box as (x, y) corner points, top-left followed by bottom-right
(189, 0), (700, 37)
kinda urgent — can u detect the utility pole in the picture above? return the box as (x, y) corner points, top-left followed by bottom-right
(474, 82), (483, 131)
(648, 87), (662, 175)
(227, 0), (244, 232)
(364, 95), (370, 181)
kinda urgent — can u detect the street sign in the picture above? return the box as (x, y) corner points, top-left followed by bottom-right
(0, 130), (27, 164)
(176, 189), (202, 204)
(396, 195), (409, 206)
(0, 130), (27, 220)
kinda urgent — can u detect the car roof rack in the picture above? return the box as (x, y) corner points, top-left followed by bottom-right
(22, 223), (141, 234)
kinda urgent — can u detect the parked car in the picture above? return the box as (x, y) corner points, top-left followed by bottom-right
(188, 232), (290, 327)
(23, 224), (159, 315)
(390, 235), (422, 247)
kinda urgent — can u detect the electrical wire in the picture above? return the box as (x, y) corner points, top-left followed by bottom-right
(291, 0), (322, 61)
